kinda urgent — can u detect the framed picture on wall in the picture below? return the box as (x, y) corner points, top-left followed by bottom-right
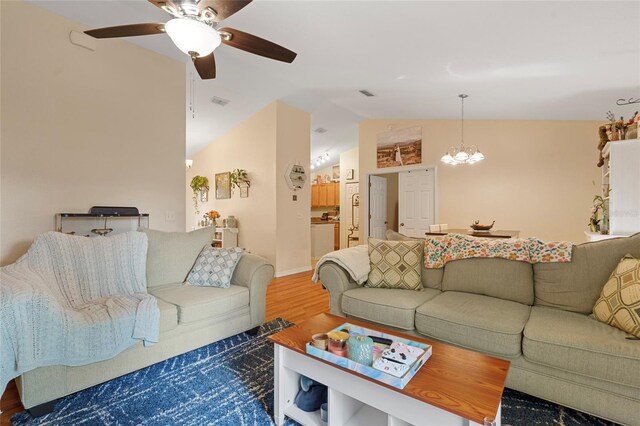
(346, 169), (354, 180)
(215, 172), (231, 199)
(376, 126), (422, 168)
(332, 165), (340, 181)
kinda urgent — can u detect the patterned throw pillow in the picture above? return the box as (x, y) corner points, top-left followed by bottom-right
(593, 254), (640, 338)
(367, 238), (422, 290)
(186, 246), (244, 288)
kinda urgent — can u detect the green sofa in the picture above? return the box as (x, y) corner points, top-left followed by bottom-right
(317, 233), (640, 425)
(16, 227), (275, 415)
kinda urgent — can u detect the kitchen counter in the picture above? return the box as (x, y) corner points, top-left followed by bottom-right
(310, 218), (339, 224)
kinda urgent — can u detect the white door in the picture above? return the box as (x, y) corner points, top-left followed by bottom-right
(345, 183), (360, 227)
(369, 175), (387, 239)
(399, 169), (435, 238)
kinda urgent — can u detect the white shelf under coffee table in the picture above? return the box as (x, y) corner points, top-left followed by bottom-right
(269, 313), (509, 426)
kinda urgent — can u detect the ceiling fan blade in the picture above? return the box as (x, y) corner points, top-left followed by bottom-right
(198, 0), (252, 22)
(85, 23), (165, 39)
(219, 27), (296, 63)
(193, 53), (216, 79)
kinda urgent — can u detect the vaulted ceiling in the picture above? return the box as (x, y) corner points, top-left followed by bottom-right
(27, 1), (640, 160)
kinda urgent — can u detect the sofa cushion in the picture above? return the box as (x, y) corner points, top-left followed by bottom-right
(593, 254), (640, 338)
(367, 238), (422, 290)
(523, 306), (640, 388)
(149, 283), (249, 324)
(534, 233), (640, 314)
(342, 287), (441, 330)
(385, 230), (443, 289)
(156, 298), (178, 333)
(186, 246), (244, 288)
(442, 258), (534, 305)
(139, 227), (215, 287)
(415, 291), (531, 358)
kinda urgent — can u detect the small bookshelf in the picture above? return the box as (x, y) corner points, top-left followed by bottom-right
(212, 227), (238, 248)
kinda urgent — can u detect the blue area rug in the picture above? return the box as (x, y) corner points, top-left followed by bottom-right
(12, 318), (618, 425)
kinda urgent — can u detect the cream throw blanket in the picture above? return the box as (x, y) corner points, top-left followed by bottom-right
(0, 231), (159, 394)
(313, 245), (370, 284)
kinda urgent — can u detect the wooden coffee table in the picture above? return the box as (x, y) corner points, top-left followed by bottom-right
(269, 313), (509, 426)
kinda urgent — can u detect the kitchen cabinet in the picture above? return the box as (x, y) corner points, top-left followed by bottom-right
(311, 183), (340, 208)
(326, 184), (335, 207)
(318, 185), (328, 206)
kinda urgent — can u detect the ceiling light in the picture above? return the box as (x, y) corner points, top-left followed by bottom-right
(164, 18), (221, 58)
(440, 94), (485, 166)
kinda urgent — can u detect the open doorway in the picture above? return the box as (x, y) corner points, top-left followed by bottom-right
(365, 167), (437, 240)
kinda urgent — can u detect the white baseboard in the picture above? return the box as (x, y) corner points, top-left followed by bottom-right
(275, 265), (312, 278)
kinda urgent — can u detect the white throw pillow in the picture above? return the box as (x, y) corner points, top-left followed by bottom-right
(186, 246), (244, 288)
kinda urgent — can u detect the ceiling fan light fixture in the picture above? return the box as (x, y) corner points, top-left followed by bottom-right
(165, 18), (221, 58)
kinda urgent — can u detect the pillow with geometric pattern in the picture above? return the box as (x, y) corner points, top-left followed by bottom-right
(366, 238), (422, 290)
(186, 245), (244, 288)
(592, 254), (640, 338)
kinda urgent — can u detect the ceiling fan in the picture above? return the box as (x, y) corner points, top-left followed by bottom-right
(84, 0), (297, 80)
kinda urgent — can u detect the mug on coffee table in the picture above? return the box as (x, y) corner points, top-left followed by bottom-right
(311, 333), (328, 350)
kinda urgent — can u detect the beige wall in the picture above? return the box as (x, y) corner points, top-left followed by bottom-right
(187, 103), (278, 263)
(359, 120), (602, 243)
(275, 102), (311, 275)
(0, 1), (186, 265)
(339, 147), (359, 248)
(187, 101), (311, 276)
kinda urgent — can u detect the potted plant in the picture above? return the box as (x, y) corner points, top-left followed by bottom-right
(230, 169), (250, 190)
(190, 175), (209, 215)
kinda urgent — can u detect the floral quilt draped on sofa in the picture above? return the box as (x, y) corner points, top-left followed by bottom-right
(424, 234), (573, 268)
(0, 231), (159, 394)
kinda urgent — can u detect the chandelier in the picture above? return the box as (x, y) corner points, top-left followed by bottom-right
(440, 94), (485, 165)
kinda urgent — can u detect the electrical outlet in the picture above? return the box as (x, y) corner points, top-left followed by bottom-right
(165, 211), (176, 222)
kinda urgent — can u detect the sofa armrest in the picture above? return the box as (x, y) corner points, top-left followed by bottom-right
(318, 262), (359, 317)
(231, 253), (275, 328)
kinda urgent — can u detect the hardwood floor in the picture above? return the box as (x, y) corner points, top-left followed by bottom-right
(0, 270), (329, 425)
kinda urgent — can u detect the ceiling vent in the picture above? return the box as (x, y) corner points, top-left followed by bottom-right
(359, 89), (375, 97)
(314, 127), (328, 134)
(211, 96), (230, 106)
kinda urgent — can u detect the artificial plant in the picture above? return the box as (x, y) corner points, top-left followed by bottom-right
(230, 169), (250, 189)
(190, 175), (209, 215)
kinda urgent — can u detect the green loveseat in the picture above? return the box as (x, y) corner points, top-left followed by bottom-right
(317, 233), (640, 425)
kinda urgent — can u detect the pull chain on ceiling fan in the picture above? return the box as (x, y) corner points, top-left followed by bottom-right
(83, 0), (297, 80)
